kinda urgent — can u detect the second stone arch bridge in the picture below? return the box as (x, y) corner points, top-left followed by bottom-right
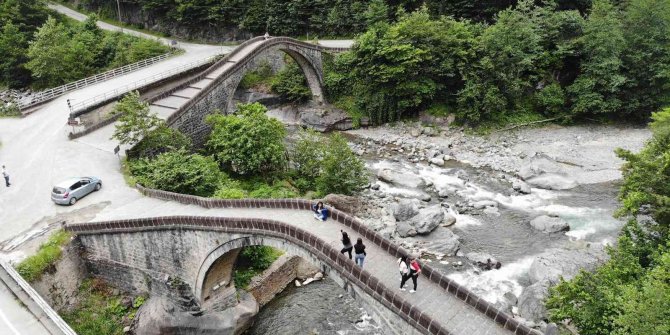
(146, 36), (342, 146)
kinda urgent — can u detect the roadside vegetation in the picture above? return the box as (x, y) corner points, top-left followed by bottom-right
(546, 107), (670, 334)
(113, 94), (367, 199)
(16, 230), (70, 282)
(61, 279), (146, 335)
(232, 246), (284, 289)
(0, 0), (171, 89)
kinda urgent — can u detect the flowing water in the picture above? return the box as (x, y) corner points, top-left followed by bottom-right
(246, 278), (382, 335)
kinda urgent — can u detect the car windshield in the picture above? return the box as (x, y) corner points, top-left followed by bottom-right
(52, 187), (66, 194)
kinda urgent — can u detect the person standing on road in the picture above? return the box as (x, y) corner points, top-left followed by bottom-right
(400, 256), (421, 293)
(354, 238), (366, 267)
(398, 256), (409, 286)
(340, 230), (353, 259)
(2, 165), (9, 187)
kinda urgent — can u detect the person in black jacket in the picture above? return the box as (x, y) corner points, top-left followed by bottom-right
(354, 238), (366, 267)
(340, 230), (353, 259)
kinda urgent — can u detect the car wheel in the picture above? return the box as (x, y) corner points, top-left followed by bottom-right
(69, 197), (77, 205)
(95, 183), (102, 191)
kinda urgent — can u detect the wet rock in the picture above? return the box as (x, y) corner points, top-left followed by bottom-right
(526, 173), (578, 190)
(410, 205), (445, 235)
(529, 246), (607, 284)
(370, 183), (380, 190)
(530, 215), (569, 233)
(512, 180), (531, 194)
(518, 281), (550, 324)
(443, 213), (456, 227)
(429, 156), (445, 166)
(472, 200), (497, 209)
(422, 229), (460, 256)
(465, 252), (497, 265)
(495, 292), (518, 314)
(390, 199), (420, 221)
(324, 194), (361, 215)
(377, 169), (426, 189)
(483, 206), (500, 216)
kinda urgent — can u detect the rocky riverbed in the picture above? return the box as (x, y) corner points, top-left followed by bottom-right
(333, 119), (650, 330)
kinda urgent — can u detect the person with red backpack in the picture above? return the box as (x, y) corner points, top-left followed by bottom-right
(400, 256), (421, 293)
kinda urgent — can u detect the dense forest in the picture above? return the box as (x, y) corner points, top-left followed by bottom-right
(0, 0), (170, 90)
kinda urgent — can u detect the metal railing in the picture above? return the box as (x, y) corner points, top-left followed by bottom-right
(19, 52), (175, 110)
(68, 55), (219, 114)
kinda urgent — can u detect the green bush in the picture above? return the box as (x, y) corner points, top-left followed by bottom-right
(270, 59), (312, 103)
(206, 103), (287, 176)
(129, 150), (222, 197)
(233, 246), (283, 289)
(213, 187), (247, 199)
(112, 91), (162, 146)
(128, 124), (191, 159)
(239, 61), (273, 90)
(16, 230), (70, 282)
(0, 101), (20, 117)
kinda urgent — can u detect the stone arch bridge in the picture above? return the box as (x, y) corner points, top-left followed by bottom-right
(145, 36), (344, 146)
(64, 186), (540, 335)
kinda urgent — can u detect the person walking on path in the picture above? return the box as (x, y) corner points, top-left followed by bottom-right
(400, 256), (421, 293)
(340, 230), (353, 259)
(397, 256), (409, 285)
(2, 165), (9, 187)
(354, 238), (366, 267)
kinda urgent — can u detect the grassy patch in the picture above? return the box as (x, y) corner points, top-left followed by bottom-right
(61, 279), (146, 335)
(232, 246), (283, 289)
(0, 102), (21, 118)
(16, 230), (71, 282)
(214, 177), (300, 200)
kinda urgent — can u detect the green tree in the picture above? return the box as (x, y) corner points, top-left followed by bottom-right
(112, 91), (162, 145)
(205, 103), (287, 176)
(290, 129), (325, 191)
(25, 17), (78, 87)
(316, 134), (367, 195)
(0, 22), (30, 87)
(568, 0), (626, 116)
(129, 150), (222, 196)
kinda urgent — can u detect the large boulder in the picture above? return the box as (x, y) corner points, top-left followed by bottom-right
(512, 180), (531, 194)
(530, 215), (570, 233)
(410, 205), (445, 235)
(390, 199), (420, 221)
(526, 173), (578, 190)
(529, 246), (607, 284)
(518, 281), (550, 324)
(377, 169), (426, 189)
(443, 213), (457, 227)
(324, 194), (361, 215)
(298, 105), (352, 132)
(421, 229), (460, 256)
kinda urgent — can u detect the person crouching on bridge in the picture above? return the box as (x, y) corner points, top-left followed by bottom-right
(401, 256), (421, 293)
(354, 238), (366, 267)
(340, 230), (353, 259)
(312, 201), (328, 221)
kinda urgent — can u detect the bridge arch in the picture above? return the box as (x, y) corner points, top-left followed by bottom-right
(165, 37), (330, 146)
(195, 235), (331, 304)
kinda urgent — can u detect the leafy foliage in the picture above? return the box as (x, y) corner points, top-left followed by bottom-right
(206, 103), (287, 176)
(112, 91), (162, 146)
(129, 150), (222, 197)
(233, 246), (283, 289)
(127, 125), (191, 159)
(270, 58), (312, 103)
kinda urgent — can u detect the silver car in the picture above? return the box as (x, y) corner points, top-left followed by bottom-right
(51, 177), (102, 205)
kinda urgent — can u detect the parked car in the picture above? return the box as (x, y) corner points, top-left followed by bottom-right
(51, 177), (102, 205)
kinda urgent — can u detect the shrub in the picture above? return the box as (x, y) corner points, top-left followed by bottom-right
(16, 230), (70, 282)
(127, 125), (191, 159)
(270, 59), (312, 103)
(206, 103), (287, 176)
(129, 150), (222, 197)
(316, 134), (368, 195)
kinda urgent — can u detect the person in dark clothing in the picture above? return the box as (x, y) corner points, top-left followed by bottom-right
(340, 230), (353, 259)
(400, 256), (421, 293)
(354, 238), (366, 267)
(312, 201), (328, 221)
